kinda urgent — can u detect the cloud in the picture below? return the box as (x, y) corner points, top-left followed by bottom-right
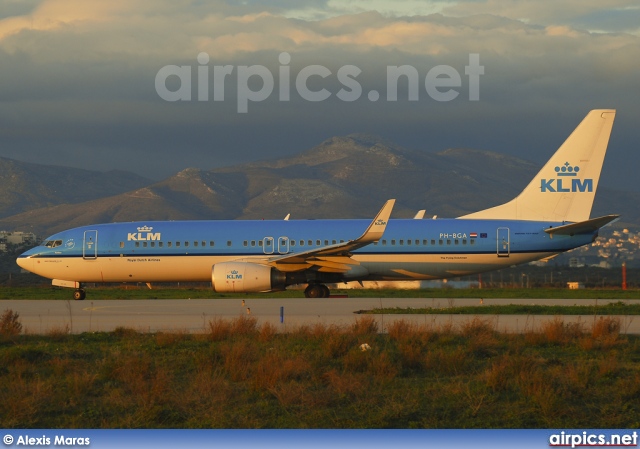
(441, 0), (640, 33)
(0, 0), (638, 192)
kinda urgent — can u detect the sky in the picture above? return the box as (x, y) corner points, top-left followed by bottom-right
(1, 0), (639, 191)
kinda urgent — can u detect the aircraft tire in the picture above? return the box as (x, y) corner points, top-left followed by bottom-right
(304, 284), (327, 298)
(73, 289), (86, 301)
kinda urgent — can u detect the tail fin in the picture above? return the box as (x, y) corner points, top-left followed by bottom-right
(460, 109), (616, 222)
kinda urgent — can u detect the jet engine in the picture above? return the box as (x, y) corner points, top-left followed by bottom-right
(212, 262), (286, 293)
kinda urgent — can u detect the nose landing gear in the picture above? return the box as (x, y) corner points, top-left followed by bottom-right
(73, 289), (86, 301)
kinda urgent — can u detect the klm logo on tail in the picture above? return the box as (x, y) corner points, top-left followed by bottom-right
(541, 162), (593, 193)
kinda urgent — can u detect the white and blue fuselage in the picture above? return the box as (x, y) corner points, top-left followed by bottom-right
(16, 109), (619, 299)
(17, 217), (593, 283)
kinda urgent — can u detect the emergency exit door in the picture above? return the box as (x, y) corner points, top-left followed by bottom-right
(83, 230), (98, 259)
(497, 227), (509, 257)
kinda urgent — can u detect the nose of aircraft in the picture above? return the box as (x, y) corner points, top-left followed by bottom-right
(16, 255), (32, 272)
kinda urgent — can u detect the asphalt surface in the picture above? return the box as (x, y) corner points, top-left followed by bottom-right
(2, 297), (639, 335)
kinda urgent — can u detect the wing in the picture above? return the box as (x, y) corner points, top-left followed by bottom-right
(267, 199), (395, 273)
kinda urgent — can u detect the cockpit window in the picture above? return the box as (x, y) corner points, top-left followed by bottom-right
(43, 240), (63, 248)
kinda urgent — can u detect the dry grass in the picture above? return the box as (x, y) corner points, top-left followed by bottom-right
(207, 318), (232, 341)
(351, 315), (379, 336)
(46, 324), (71, 340)
(155, 330), (189, 346)
(530, 317), (584, 345)
(208, 315), (258, 341)
(1, 309), (22, 341)
(1, 315), (639, 428)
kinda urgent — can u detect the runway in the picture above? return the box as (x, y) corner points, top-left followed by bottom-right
(2, 297), (639, 335)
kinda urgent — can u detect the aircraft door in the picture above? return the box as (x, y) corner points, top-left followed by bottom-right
(278, 236), (290, 254)
(83, 230), (98, 259)
(263, 237), (274, 255)
(497, 227), (510, 257)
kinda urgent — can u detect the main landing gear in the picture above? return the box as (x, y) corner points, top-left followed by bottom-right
(304, 283), (330, 298)
(73, 289), (86, 301)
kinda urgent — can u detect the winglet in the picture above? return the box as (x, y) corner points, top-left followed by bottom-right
(266, 199), (395, 267)
(413, 210), (426, 219)
(356, 199), (395, 243)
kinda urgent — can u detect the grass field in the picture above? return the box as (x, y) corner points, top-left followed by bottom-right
(363, 301), (640, 316)
(1, 312), (640, 428)
(0, 286), (639, 300)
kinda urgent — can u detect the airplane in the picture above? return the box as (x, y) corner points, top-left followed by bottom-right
(17, 109), (618, 300)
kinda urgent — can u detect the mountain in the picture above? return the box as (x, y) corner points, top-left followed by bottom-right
(0, 135), (637, 237)
(0, 157), (152, 218)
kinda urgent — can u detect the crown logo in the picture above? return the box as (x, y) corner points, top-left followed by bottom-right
(137, 226), (153, 232)
(554, 162), (580, 177)
(231, 270), (239, 274)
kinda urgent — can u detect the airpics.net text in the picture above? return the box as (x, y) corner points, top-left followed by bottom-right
(155, 52), (484, 112)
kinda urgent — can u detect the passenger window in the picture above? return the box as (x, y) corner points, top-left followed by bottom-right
(176, 242), (180, 247)
(324, 240), (329, 246)
(258, 240), (263, 247)
(151, 242), (155, 247)
(120, 242), (124, 248)
(423, 239), (428, 245)
(251, 241), (256, 247)
(439, 240), (443, 245)
(159, 242), (164, 248)
(471, 240), (475, 245)
(447, 240), (451, 245)
(210, 241), (215, 247)
(332, 240), (336, 245)
(391, 240), (396, 245)
(291, 241), (296, 247)
(135, 242), (139, 248)
(300, 240), (304, 246)
(227, 241), (232, 247)
(316, 240), (321, 246)
(243, 241), (247, 247)
(194, 241), (199, 247)
(455, 239), (459, 245)
(143, 242), (147, 248)
(463, 239), (467, 245)
(399, 239), (404, 245)
(382, 240), (387, 245)
(185, 242), (189, 247)
(308, 240), (313, 246)
(168, 242), (172, 248)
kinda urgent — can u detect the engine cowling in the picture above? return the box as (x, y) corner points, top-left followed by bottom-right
(212, 262), (286, 293)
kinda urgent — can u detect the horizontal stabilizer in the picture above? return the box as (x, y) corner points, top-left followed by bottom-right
(544, 215), (619, 237)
